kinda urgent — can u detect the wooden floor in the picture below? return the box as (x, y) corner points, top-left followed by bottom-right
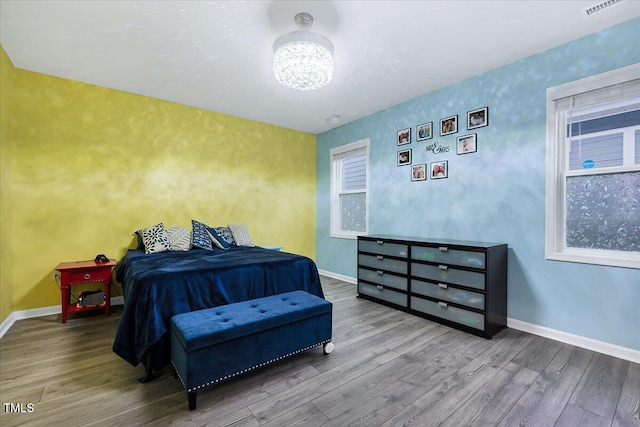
(1, 276), (638, 426)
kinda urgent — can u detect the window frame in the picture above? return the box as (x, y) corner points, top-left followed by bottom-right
(545, 63), (640, 269)
(330, 138), (370, 239)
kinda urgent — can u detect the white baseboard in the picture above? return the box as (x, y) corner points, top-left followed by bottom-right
(318, 269), (357, 284)
(0, 296), (124, 339)
(507, 318), (640, 364)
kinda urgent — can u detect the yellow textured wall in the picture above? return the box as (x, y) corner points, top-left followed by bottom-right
(6, 60), (316, 312)
(0, 45), (16, 322)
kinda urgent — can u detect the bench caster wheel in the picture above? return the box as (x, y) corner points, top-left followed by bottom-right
(323, 342), (334, 354)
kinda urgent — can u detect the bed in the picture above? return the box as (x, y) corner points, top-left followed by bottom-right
(111, 246), (323, 380)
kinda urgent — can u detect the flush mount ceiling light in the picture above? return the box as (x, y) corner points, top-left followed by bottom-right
(273, 12), (334, 91)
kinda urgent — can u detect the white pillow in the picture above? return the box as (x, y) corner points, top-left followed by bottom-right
(166, 226), (192, 251)
(228, 224), (255, 247)
(136, 223), (171, 254)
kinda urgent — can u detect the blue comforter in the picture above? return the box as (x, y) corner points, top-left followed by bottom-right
(112, 246), (323, 369)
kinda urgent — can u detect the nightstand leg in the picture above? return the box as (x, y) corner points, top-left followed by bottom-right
(61, 285), (70, 324)
(104, 281), (111, 316)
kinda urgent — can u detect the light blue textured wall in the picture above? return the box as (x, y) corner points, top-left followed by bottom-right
(316, 18), (640, 351)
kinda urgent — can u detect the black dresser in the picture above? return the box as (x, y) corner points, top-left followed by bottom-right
(357, 235), (507, 338)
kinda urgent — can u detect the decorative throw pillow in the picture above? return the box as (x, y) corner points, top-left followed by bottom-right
(136, 223), (172, 254)
(207, 226), (235, 250)
(166, 226), (192, 251)
(134, 231), (145, 250)
(191, 219), (213, 250)
(228, 224), (255, 247)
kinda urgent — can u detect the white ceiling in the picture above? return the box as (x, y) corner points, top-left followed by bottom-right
(1, 0), (639, 134)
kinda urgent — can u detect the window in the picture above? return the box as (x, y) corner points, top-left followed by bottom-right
(330, 139), (369, 238)
(546, 64), (640, 269)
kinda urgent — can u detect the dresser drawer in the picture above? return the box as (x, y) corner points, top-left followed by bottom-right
(411, 246), (486, 269)
(359, 268), (408, 291)
(359, 283), (407, 307)
(411, 297), (485, 331)
(412, 263), (485, 290)
(358, 254), (408, 275)
(411, 279), (484, 310)
(359, 239), (408, 258)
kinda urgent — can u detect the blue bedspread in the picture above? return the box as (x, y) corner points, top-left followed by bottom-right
(112, 246), (323, 369)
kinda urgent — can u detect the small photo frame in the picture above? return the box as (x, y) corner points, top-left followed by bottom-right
(467, 107), (488, 130)
(397, 149), (412, 166)
(411, 164), (426, 181)
(397, 128), (411, 145)
(457, 133), (477, 154)
(416, 122), (433, 141)
(440, 115), (458, 136)
(430, 160), (448, 179)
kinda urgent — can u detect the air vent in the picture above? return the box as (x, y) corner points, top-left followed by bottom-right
(581, 0), (625, 17)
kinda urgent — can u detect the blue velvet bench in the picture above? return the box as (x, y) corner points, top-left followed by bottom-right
(170, 290), (333, 410)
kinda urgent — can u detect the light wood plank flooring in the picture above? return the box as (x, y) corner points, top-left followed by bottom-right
(1, 276), (638, 426)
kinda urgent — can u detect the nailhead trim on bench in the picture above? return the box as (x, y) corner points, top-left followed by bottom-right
(172, 339), (332, 393)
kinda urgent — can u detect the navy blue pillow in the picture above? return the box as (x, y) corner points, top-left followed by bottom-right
(207, 226), (235, 250)
(191, 219), (213, 250)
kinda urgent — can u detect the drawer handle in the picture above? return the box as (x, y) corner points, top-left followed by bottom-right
(438, 301), (448, 308)
(377, 240), (384, 245)
(377, 285), (384, 290)
(376, 270), (384, 276)
(84, 273), (91, 280)
(439, 265), (448, 271)
(438, 283), (448, 289)
(439, 246), (449, 252)
(377, 255), (384, 260)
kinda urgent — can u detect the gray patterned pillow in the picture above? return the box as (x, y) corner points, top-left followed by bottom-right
(228, 224), (255, 247)
(137, 223), (172, 254)
(166, 226), (192, 251)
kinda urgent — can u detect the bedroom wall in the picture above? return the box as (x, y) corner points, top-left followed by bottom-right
(0, 45), (16, 323)
(316, 18), (640, 351)
(2, 56), (316, 314)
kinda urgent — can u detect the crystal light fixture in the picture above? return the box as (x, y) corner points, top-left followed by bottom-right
(273, 12), (334, 91)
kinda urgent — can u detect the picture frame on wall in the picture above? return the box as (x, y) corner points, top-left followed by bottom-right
(416, 122), (433, 141)
(467, 107), (489, 130)
(430, 160), (448, 179)
(397, 149), (412, 166)
(456, 133), (477, 154)
(397, 128), (411, 145)
(411, 164), (426, 181)
(440, 115), (458, 136)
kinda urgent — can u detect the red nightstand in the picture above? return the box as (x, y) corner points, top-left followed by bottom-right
(55, 259), (116, 323)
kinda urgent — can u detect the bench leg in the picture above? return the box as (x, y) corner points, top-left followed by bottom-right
(323, 342), (334, 354)
(188, 391), (197, 411)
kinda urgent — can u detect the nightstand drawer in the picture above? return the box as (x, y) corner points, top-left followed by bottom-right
(411, 246), (485, 269)
(359, 268), (408, 291)
(412, 263), (485, 290)
(66, 268), (111, 284)
(411, 279), (484, 310)
(359, 283), (407, 307)
(358, 254), (408, 275)
(411, 297), (485, 331)
(359, 240), (408, 258)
